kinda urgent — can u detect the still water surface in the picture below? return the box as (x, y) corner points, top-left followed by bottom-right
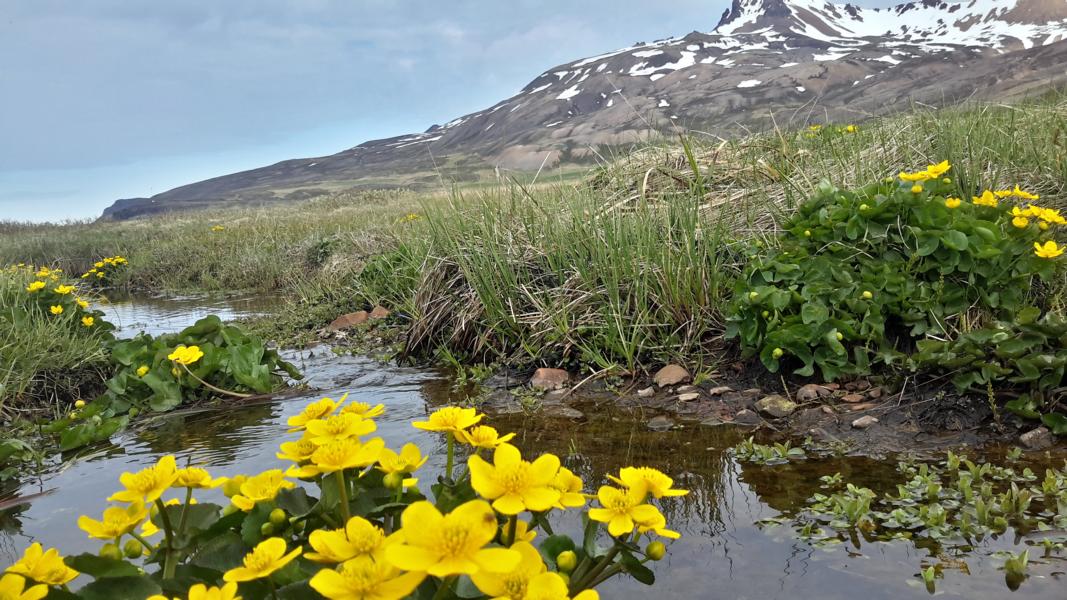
(1, 296), (1063, 598)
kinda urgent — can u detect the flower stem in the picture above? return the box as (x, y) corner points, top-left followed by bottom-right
(445, 432), (455, 481)
(335, 470), (351, 523)
(154, 498), (178, 579)
(180, 363), (252, 398)
(506, 515), (518, 546)
(572, 544), (621, 593)
(176, 487), (193, 537)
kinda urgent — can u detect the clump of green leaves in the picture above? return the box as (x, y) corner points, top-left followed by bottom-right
(726, 167), (1063, 385)
(43, 315), (300, 451)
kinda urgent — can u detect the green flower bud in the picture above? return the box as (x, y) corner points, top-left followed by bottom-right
(804, 230), (811, 237)
(862, 290), (873, 300)
(836, 332), (844, 341)
(646, 541), (667, 561)
(269, 508), (288, 527)
(556, 550), (577, 573)
(748, 291), (759, 300)
(383, 472), (405, 490)
(761, 310), (770, 318)
(99, 543), (122, 561)
(771, 348), (784, 359)
(128, 407), (140, 418)
(123, 539), (143, 559)
(260, 522), (274, 536)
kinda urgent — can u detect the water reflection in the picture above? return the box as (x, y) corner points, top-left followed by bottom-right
(99, 292), (279, 338)
(1, 298), (1064, 598)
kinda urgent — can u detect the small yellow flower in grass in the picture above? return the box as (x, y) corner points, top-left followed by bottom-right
(231, 470), (294, 511)
(167, 345), (204, 366)
(995, 185), (1040, 200)
(276, 437), (318, 464)
(412, 406), (483, 434)
(385, 500), (520, 577)
(808, 124), (822, 132)
(524, 572), (599, 600)
(211, 225), (226, 232)
(96, 272), (105, 278)
(458, 425), (516, 450)
(287, 395), (343, 431)
(151, 583), (240, 600)
(0, 574), (48, 600)
(6, 542), (79, 585)
(310, 555), (424, 600)
(471, 541), (546, 600)
(50, 305), (63, 315)
(223, 537), (302, 583)
(925, 160), (950, 177)
(74, 399), (86, 408)
(845, 124), (857, 133)
(1034, 240), (1065, 259)
(53, 284), (75, 295)
(944, 197), (961, 209)
(588, 485), (665, 538)
(137, 365), (150, 377)
(110, 455), (178, 503)
(81, 316), (95, 327)
(1012, 216), (1030, 229)
(173, 467), (225, 489)
(340, 400), (385, 419)
(609, 466), (689, 499)
(910, 184), (923, 194)
(94, 261), (105, 269)
(377, 442), (428, 474)
(307, 516), (398, 564)
(972, 190), (998, 207)
(25, 281), (46, 293)
(76, 297), (90, 309)
(286, 437), (385, 478)
(78, 501), (148, 540)
(1040, 221), (1050, 230)
(468, 443), (561, 515)
(550, 466), (587, 509)
(305, 413), (377, 446)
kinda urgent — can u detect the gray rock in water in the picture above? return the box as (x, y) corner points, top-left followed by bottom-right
(732, 409), (762, 427)
(754, 394), (797, 419)
(1019, 426), (1054, 450)
(647, 415), (675, 431)
(653, 365), (690, 387)
(677, 392), (701, 402)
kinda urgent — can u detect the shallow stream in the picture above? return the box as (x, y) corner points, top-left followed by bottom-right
(1, 296), (1064, 598)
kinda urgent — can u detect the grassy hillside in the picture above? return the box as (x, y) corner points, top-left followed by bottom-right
(3, 94), (1067, 373)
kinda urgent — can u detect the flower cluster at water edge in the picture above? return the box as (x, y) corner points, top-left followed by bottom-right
(7, 396), (685, 599)
(80, 255), (128, 284)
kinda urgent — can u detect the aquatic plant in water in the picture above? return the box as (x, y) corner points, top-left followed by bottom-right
(1, 399), (684, 599)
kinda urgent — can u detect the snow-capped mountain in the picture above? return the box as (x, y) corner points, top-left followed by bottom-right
(104, 0), (1067, 219)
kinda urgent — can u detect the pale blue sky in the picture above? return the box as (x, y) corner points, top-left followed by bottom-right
(0, 1), (892, 221)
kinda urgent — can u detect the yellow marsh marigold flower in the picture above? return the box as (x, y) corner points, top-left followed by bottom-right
(944, 197), (961, 209)
(385, 499), (520, 577)
(286, 437), (385, 478)
(550, 466), (586, 509)
(340, 400), (385, 419)
(471, 541), (546, 600)
(808, 125), (822, 131)
(276, 437), (318, 464)
(898, 170), (931, 182)
(634, 507), (682, 540)
(36, 267), (51, 277)
(231, 470), (294, 511)
(53, 284), (74, 295)
(287, 395), (343, 431)
(74, 399), (86, 408)
(412, 406), (483, 434)
(223, 537), (301, 583)
(910, 184), (923, 194)
(1034, 240), (1065, 259)
(150, 583), (241, 600)
(110, 455), (179, 503)
(211, 225), (226, 232)
(49, 305), (63, 315)
(468, 443), (561, 515)
(458, 425), (517, 450)
(305, 413), (377, 446)
(588, 485), (664, 538)
(167, 345), (204, 366)
(7, 542), (79, 585)
(609, 466), (689, 500)
(377, 443), (428, 474)
(505, 519), (537, 544)
(78, 501), (148, 540)
(81, 316), (95, 327)
(136, 365), (150, 377)
(173, 467), (225, 489)
(925, 160), (950, 177)
(524, 572), (599, 600)
(221, 475), (248, 498)
(0, 574), (48, 600)
(307, 516), (398, 564)
(309, 555), (424, 600)
(1012, 216), (1030, 229)
(845, 124), (857, 133)
(972, 190), (998, 207)
(94, 262), (104, 269)
(995, 185), (1040, 200)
